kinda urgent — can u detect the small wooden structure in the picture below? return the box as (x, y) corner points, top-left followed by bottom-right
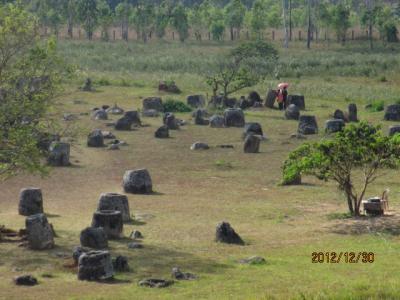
(362, 190), (389, 216)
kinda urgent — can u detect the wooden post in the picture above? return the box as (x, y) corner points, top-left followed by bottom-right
(272, 31), (275, 41)
(298, 30), (301, 41)
(352, 30), (354, 40)
(113, 30), (116, 41)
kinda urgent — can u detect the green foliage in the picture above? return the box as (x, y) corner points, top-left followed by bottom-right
(330, 3), (351, 45)
(76, 0), (99, 40)
(163, 99), (192, 112)
(130, 1), (155, 43)
(0, 3), (67, 179)
(282, 122), (400, 216)
(97, 0), (113, 41)
(366, 100), (384, 112)
(170, 3), (189, 42)
(224, 0), (246, 40)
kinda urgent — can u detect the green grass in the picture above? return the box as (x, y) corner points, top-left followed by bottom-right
(1, 39), (400, 299)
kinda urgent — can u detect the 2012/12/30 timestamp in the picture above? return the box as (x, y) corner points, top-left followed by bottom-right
(311, 252), (375, 264)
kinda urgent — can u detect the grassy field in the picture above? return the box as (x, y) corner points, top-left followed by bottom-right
(1, 40), (400, 299)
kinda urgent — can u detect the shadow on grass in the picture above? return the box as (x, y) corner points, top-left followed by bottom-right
(329, 213), (400, 236)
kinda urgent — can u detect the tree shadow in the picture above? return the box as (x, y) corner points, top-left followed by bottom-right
(329, 213), (400, 236)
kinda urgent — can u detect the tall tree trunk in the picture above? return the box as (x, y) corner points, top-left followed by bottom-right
(289, 0), (292, 41)
(283, 0), (289, 48)
(68, 17), (73, 38)
(307, 0), (311, 49)
(230, 27), (234, 41)
(367, 0), (373, 50)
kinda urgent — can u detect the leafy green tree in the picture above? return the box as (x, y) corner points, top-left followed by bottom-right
(188, 4), (204, 40)
(76, 0), (99, 40)
(62, 0), (78, 38)
(0, 3), (67, 179)
(282, 122), (400, 217)
(250, 0), (267, 38)
(224, 0), (246, 40)
(205, 40), (278, 98)
(98, 0), (113, 41)
(170, 3), (189, 42)
(115, 0), (132, 41)
(330, 3), (351, 45)
(155, 0), (172, 39)
(131, 2), (155, 43)
(209, 6), (226, 40)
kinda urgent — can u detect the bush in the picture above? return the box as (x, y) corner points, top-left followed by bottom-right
(163, 99), (192, 112)
(97, 78), (111, 86)
(366, 100), (385, 112)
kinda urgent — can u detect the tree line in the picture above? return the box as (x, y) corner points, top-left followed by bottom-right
(2, 0), (400, 47)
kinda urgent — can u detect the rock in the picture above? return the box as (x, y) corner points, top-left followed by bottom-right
(130, 230), (143, 239)
(113, 255), (129, 272)
(209, 115), (225, 128)
(47, 142), (70, 166)
(142, 109), (160, 117)
(253, 102), (263, 108)
(82, 78), (93, 92)
(171, 267), (197, 280)
(243, 134), (260, 153)
(224, 108), (245, 127)
(325, 119), (345, 133)
(290, 133), (307, 139)
(333, 109), (347, 122)
(124, 111), (141, 126)
(158, 81), (180, 94)
(139, 278), (174, 288)
(238, 256), (266, 265)
(101, 131), (115, 139)
(348, 103), (358, 122)
(190, 142), (209, 150)
(215, 222), (244, 245)
(25, 213), (55, 250)
(128, 242), (143, 249)
(14, 275), (38, 286)
(163, 112), (179, 130)
(243, 123), (263, 139)
(73, 246), (89, 265)
(209, 95), (224, 107)
(123, 169), (153, 194)
(91, 210), (123, 239)
(384, 104), (400, 121)
(217, 144), (234, 148)
(155, 125), (169, 138)
(187, 95), (205, 108)
(92, 109), (108, 120)
(19, 188), (43, 216)
(87, 129), (104, 147)
(298, 115), (318, 135)
(192, 108), (208, 118)
(194, 109), (209, 125)
(223, 98), (237, 108)
(80, 227), (108, 249)
(97, 193), (131, 222)
(78, 250), (114, 281)
(265, 89), (277, 108)
(115, 117), (132, 131)
(106, 104), (124, 115)
(102, 105), (110, 110)
(287, 95), (305, 110)
(63, 113), (78, 121)
(143, 97), (163, 112)
(239, 96), (250, 110)
(389, 125), (400, 136)
(285, 104), (300, 120)
(248, 91), (262, 106)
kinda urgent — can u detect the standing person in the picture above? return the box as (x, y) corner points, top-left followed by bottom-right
(282, 86), (288, 109)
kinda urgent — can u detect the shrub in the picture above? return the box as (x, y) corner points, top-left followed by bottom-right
(366, 100), (385, 112)
(97, 78), (111, 86)
(163, 99), (192, 112)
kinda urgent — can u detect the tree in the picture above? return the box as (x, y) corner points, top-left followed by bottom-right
(0, 3), (67, 179)
(131, 1), (155, 43)
(331, 2), (351, 45)
(62, 0), (78, 38)
(155, 0), (172, 39)
(224, 0), (246, 40)
(76, 0), (99, 40)
(282, 122), (400, 217)
(115, 0), (132, 41)
(205, 40), (278, 98)
(188, 4), (204, 40)
(170, 3), (189, 42)
(250, 0), (267, 38)
(98, 0), (113, 41)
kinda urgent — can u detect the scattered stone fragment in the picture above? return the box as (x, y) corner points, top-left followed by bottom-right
(333, 109), (347, 122)
(216, 144), (234, 148)
(243, 134), (260, 153)
(187, 95), (205, 108)
(138, 278), (174, 288)
(215, 222), (244, 245)
(143, 97), (163, 112)
(209, 115), (225, 128)
(25, 213), (55, 250)
(248, 91), (262, 106)
(63, 113), (78, 121)
(190, 142), (209, 150)
(285, 104), (300, 120)
(158, 81), (180, 93)
(224, 108), (245, 127)
(243, 123), (263, 139)
(14, 275), (38, 286)
(128, 242), (143, 249)
(123, 169), (153, 194)
(163, 112), (180, 130)
(171, 267), (197, 280)
(101, 131), (115, 139)
(298, 115), (318, 135)
(142, 109), (160, 117)
(107, 144), (119, 150)
(113, 255), (129, 272)
(287, 95), (305, 110)
(80, 227), (108, 249)
(91, 210), (123, 239)
(19, 188), (43, 216)
(325, 119), (345, 133)
(82, 78), (93, 92)
(389, 125), (400, 136)
(194, 109), (210, 125)
(72, 246), (89, 265)
(97, 193), (131, 222)
(92, 109), (108, 120)
(130, 230), (143, 239)
(106, 104), (124, 115)
(78, 250), (114, 281)
(238, 256), (266, 265)
(384, 104), (400, 121)
(47, 142), (70, 166)
(290, 133), (307, 139)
